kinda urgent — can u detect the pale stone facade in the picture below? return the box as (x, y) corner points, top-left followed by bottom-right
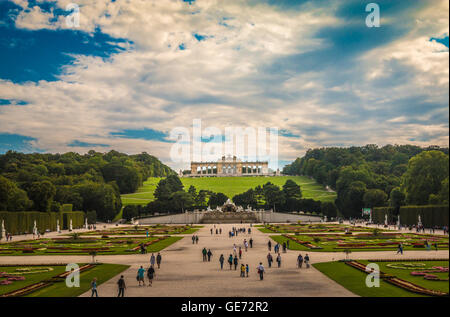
(190, 155), (269, 177)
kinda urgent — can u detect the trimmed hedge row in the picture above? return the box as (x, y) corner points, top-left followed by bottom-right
(0, 211), (85, 235)
(373, 205), (449, 227)
(399, 205), (449, 228)
(372, 207), (395, 224)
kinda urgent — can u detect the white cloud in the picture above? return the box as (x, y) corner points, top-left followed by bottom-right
(0, 0), (448, 170)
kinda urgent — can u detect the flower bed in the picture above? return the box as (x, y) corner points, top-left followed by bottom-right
(344, 260), (448, 297)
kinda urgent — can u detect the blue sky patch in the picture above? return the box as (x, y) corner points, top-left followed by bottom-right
(430, 36), (449, 48)
(0, 133), (37, 153)
(68, 140), (109, 148)
(0, 99), (28, 106)
(110, 128), (172, 143)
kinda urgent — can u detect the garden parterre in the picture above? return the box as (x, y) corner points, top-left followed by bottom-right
(77, 224), (201, 236)
(270, 232), (449, 252)
(314, 260), (449, 297)
(258, 223), (392, 234)
(0, 235), (182, 256)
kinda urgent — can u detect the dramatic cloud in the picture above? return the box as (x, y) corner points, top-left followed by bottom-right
(0, 0), (448, 170)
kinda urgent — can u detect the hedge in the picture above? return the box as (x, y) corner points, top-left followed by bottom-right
(372, 207), (395, 224)
(399, 205), (449, 228)
(0, 211), (85, 235)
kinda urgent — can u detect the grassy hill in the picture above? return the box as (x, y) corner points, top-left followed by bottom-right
(121, 176), (336, 206)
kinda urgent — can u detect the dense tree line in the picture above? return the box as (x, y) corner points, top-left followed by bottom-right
(0, 150), (174, 221)
(123, 175), (230, 220)
(231, 180), (334, 217)
(283, 145), (449, 218)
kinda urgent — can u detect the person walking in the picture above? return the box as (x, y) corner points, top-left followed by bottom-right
(245, 264), (249, 277)
(268, 240), (272, 251)
(304, 254), (310, 268)
(137, 266), (146, 286)
(219, 254), (225, 270)
(233, 255), (239, 270)
(228, 254), (233, 270)
(267, 253), (273, 268)
(257, 263), (265, 280)
(297, 254), (304, 268)
(207, 249), (213, 262)
(195, 235), (199, 244)
(210, 228), (213, 235)
(396, 243), (403, 255)
(147, 265), (155, 287)
(249, 238), (253, 248)
(286, 240), (290, 249)
(276, 253), (281, 268)
(150, 253), (156, 267)
(240, 264), (246, 277)
(238, 247), (242, 259)
(233, 244), (237, 255)
(282, 242), (287, 253)
(202, 247), (208, 262)
(91, 278), (98, 297)
(192, 235), (195, 244)
(117, 275), (126, 297)
(156, 252), (162, 269)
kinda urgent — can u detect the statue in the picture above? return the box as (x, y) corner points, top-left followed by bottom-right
(1, 220), (5, 240)
(418, 215), (422, 227)
(56, 219), (60, 233)
(69, 219), (73, 231)
(85, 218), (88, 229)
(384, 214), (388, 226)
(33, 220), (37, 236)
(397, 215), (401, 230)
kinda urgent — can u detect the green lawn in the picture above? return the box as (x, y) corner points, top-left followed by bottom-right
(26, 263), (129, 297)
(314, 260), (448, 297)
(121, 176), (336, 206)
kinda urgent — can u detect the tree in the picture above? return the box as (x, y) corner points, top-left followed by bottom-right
(402, 151), (449, 205)
(282, 180), (302, 199)
(389, 187), (405, 211)
(187, 185), (197, 201)
(263, 182), (286, 212)
(28, 180), (56, 212)
(233, 189), (257, 208)
(209, 192), (228, 208)
(0, 175), (32, 211)
(170, 191), (194, 212)
(123, 205), (139, 221)
(321, 202), (338, 218)
(363, 189), (388, 208)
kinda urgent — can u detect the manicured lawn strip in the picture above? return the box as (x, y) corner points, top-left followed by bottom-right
(146, 236), (183, 252)
(313, 261), (425, 297)
(269, 234), (449, 252)
(26, 263), (129, 297)
(0, 265), (67, 295)
(359, 260), (449, 293)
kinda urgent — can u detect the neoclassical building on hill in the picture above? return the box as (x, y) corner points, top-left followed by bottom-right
(189, 155), (271, 177)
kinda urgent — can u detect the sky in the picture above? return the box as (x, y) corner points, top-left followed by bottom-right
(0, 0), (448, 171)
